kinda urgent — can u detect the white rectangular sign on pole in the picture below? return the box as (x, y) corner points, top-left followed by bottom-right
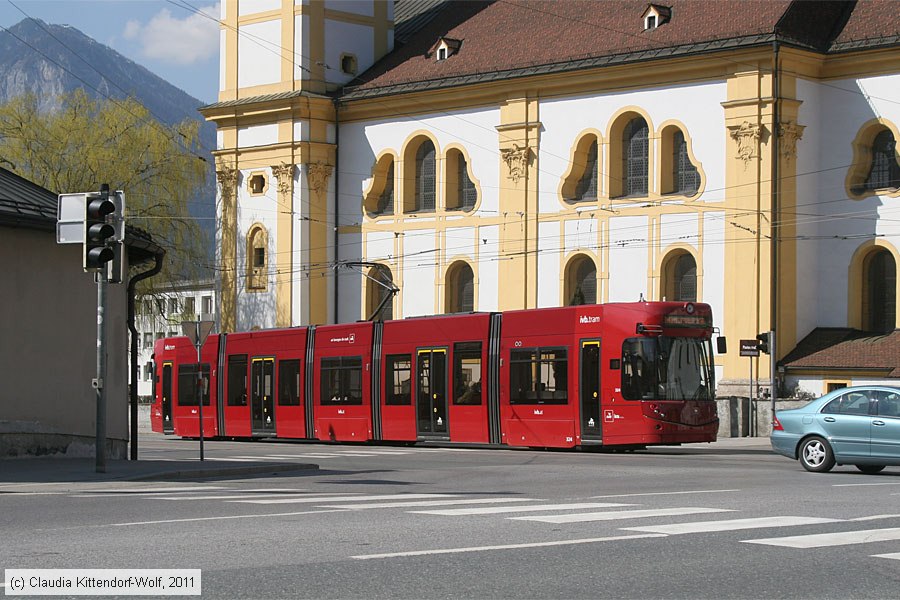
(56, 192), (87, 244)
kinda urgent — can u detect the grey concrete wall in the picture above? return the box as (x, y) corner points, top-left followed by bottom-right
(717, 397), (809, 438)
(1, 228), (129, 457)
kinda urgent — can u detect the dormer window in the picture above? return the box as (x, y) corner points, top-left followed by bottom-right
(642, 4), (671, 30)
(434, 37), (461, 61)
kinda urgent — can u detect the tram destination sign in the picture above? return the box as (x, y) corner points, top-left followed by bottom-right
(739, 339), (760, 357)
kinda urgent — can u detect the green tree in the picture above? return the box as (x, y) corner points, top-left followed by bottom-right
(0, 90), (210, 303)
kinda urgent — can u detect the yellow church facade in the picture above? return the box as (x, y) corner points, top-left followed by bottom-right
(202, 0), (900, 397)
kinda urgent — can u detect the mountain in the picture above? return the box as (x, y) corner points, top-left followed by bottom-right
(0, 18), (216, 266)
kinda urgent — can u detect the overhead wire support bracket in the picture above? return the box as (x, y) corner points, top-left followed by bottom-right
(336, 261), (399, 322)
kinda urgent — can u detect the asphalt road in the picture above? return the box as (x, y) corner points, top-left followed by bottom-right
(2, 436), (900, 599)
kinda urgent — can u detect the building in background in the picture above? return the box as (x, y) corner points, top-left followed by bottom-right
(133, 280), (217, 401)
(0, 167), (163, 457)
(201, 0), (900, 397)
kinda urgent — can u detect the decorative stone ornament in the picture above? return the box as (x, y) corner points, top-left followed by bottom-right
(216, 163), (238, 199)
(728, 121), (761, 170)
(779, 121), (805, 161)
(501, 143), (531, 184)
(271, 163), (295, 196)
(307, 162), (332, 194)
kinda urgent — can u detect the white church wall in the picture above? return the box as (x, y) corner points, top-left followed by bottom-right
(607, 215), (650, 302)
(796, 72), (900, 333)
(238, 20), (281, 88)
(235, 167), (278, 331)
(401, 229), (437, 317)
(324, 20), (374, 87)
(478, 225), (500, 312)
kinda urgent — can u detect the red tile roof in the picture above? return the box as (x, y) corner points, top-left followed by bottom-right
(345, 0), (899, 98)
(781, 328), (900, 377)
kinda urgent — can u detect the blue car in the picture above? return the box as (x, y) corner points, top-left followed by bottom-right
(771, 385), (900, 473)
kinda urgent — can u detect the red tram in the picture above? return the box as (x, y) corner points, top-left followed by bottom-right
(151, 302), (723, 449)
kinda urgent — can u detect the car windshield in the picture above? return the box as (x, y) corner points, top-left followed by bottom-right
(621, 336), (714, 401)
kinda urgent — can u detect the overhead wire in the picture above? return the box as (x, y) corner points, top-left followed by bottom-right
(4, 0), (898, 291)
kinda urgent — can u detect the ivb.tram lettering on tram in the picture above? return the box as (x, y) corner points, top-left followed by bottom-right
(151, 302), (725, 449)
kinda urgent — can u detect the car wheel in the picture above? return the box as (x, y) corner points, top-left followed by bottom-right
(855, 464), (886, 474)
(799, 436), (835, 473)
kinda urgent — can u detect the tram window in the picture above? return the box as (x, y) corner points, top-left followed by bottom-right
(385, 354), (412, 405)
(453, 342), (482, 405)
(621, 337), (713, 401)
(509, 347), (568, 405)
(320, 356), (363, 406)
(227, 355), (248, 406)
(278, 359), (301, 406)
(178, 363), (211, 406)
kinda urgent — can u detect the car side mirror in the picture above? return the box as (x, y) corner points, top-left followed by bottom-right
(716, 336), (727, 354)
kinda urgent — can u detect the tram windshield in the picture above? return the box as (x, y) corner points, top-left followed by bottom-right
(621, 336), (714, 401)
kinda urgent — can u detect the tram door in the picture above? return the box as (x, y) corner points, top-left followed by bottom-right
(161, 362), (174, 433)
(251, 358), (275, 434)
(580, 340), (602, 441)
(417, 348), (448, 437)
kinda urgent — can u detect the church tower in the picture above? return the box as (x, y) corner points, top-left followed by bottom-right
(201, 0), (394, 331)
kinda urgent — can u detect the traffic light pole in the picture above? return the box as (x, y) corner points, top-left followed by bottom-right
(769, 330), (776, 429)
(95, 271), (108, 473)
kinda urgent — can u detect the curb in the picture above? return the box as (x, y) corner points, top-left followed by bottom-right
(125, 462), (320, 481)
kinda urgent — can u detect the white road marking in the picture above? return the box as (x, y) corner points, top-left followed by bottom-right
(411, 502), (634, 516)
(236, 453), (391, 459)
(513, 507), (734, 523)
(351, 533), (668, 560)
(833, 482), (900, 487)
(157, 492), (349, 501)
(320, 497), (541, 509)
(743, 527), (900, 548)
(590, 489), (740, 499)
(849, 514), (900, 521)
(625, 516), (842, 535)
(266, 450), (413, 457)
(69, 486), (231, 497)
(872, 552), (900, 561)
(38, 509), (351, 529)
(231, 493), (458, 505)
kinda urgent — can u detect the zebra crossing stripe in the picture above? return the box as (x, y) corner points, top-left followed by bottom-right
(624, 516), (841, 535)
(352, 533), (668, 560)
(231, 493), (458, 505)
(513, 507), (733, 523)
(411, 503), (635, 516)
(321, 497), (541, 510)
(742, 527), (900, 548)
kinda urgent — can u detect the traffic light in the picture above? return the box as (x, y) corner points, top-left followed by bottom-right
(83, 184), (116, 271)
(757, 331), (770, 354)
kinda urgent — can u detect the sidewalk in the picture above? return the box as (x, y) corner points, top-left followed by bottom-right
(0, 457), (320, 485)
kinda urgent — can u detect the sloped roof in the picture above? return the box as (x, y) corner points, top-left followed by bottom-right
(394, 0), (453, 44)
(781, 328), (900, 377)
(344, 0), (899, 100)
(0, 166), (162, 261)
(0, 165), (58, 231)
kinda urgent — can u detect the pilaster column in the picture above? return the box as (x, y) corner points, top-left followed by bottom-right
(272, 162), (295, 327)
(306, 161), (332, 324)
(216, 163), (238, 333)
(496, 96), (541, 310)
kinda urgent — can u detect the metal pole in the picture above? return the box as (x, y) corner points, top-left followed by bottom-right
(95, 272), (107, 472)
(748, 358), (753, 438)
(196, 319), (204, 461)
(769, 330), (777, 431)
